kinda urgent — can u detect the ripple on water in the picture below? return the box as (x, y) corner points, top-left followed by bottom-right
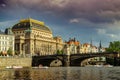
(0, 67), (120, 80)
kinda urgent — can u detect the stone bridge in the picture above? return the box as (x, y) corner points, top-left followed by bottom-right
(32, 52), (119, 67)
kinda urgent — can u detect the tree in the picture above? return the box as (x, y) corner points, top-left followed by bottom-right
(106, 41), (120, 53)
(56, 50), (63, 55)
(0, 51), (3, 56)
(7, 48), (13, 56)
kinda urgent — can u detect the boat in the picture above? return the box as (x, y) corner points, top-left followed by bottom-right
(94, 64), (103, 67)
(38, 64), (48, 69)
(104, 64), (113, 67)
(6, 66), (12, 69)
(6, 66), (23, 69)
(12, 66), (23, 69)
(32, 66), (49, 69)
(38, 66), (48, 69)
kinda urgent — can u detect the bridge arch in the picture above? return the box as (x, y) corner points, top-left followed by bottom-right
(50, 59), (62, 67)
(32, 52), (119, 67)
(32, 55), (64, 67)
(70, 53), (114, 66)
(80, 57), (106, 66)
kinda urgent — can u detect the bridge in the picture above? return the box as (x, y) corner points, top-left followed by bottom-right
(32, 52), (120, 67)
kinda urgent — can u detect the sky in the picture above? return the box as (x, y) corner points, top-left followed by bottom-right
(0, 0), (120, 47)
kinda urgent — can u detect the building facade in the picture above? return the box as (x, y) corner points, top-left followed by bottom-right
(80, 43), (91, 53)
(80, 43), (99, 54)
(63, 38), (80, 55)
(0, 29), (14, 55)
(12, 18), (63, 56)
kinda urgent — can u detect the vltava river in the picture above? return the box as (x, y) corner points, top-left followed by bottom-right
(0, 67), (120, 80)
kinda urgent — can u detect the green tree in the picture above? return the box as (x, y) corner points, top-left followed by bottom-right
(106, 41), (120, 53)
(7, 48), (13, 56)
(0, 51), (3, 56)
(56, 50), (63, 55)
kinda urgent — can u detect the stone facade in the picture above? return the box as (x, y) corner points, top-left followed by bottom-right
(12, 18), (63, 56)
(0, 29), (14, 55)
(0, 57), (31, 67)
(63, 38), (80, 55)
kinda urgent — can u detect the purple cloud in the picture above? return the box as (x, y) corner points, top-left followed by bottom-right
(1, 0), (119, 23)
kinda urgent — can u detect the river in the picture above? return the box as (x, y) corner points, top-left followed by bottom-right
(0, 67), (120, 80)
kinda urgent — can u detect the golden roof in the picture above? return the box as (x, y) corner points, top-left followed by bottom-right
(20, 18), (45, 26)
(12, 18), (52, 33)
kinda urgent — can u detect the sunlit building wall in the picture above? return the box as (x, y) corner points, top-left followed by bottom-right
(63, 38), (80, 54)
(12, 18), (63, 56)
(0, 31), (14, 55)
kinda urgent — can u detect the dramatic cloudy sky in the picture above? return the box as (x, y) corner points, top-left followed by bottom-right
(0, 0), (120, 47)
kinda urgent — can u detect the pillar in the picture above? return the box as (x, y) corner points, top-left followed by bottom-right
(64, 54), (70, 67)
(114, 53), (118, 66)
(19, 43), (22, 55)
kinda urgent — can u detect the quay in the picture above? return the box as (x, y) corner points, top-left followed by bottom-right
(0, 56), (32, 68)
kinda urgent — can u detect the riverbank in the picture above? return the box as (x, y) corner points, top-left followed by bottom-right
(0, 57), (32, 68)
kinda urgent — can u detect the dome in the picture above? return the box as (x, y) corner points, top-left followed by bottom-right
(5, 28), (13, 35)
(12, 18), (52, 33)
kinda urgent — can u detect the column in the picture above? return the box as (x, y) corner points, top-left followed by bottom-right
(64, 53), (70, 67)
(19, 43), (22, 55)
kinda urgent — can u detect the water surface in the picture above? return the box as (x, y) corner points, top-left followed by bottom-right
(0, 67), (120, 80)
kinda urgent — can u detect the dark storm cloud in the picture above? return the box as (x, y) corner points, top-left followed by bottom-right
(0, 0), (6, 4)
(2, 0), (120, 23)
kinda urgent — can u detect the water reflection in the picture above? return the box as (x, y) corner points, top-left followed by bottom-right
(0, 67), (120, 80)
(14, 69), (31, 80)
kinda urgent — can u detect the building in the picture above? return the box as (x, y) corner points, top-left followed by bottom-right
(12, 18), (63, 56)
(92, 46), (98, 53)
(0, 28), (15, 55)
(81, 43), (91, 53)
(98, 41), (106, 52)
(63, 38), (80, 55)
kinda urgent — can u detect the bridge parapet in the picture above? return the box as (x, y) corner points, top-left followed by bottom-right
(32, 52), (119, 66)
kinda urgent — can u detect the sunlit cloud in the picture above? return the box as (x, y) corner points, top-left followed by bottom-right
(70, 18), (79, 23)
(0, 4), (6, 7)
(96, 20), (120, 41)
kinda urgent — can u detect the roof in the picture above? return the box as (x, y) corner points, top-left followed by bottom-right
(12, 18), (52, 33)
(66, 40), (80, 46)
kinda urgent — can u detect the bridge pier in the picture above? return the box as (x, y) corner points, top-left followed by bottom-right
(113, 53), (119, 66)
(114, 57), (117, 66)
(63, 55), (70, 67)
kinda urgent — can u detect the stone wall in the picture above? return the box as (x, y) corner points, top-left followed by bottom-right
(0, 57), (32, 67)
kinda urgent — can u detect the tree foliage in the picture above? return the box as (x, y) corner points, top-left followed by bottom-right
(7, 48), (13, 56)
(56, 50), (63, 55)
(0, 52), (3, 56)
(106, 41), (120, 53)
